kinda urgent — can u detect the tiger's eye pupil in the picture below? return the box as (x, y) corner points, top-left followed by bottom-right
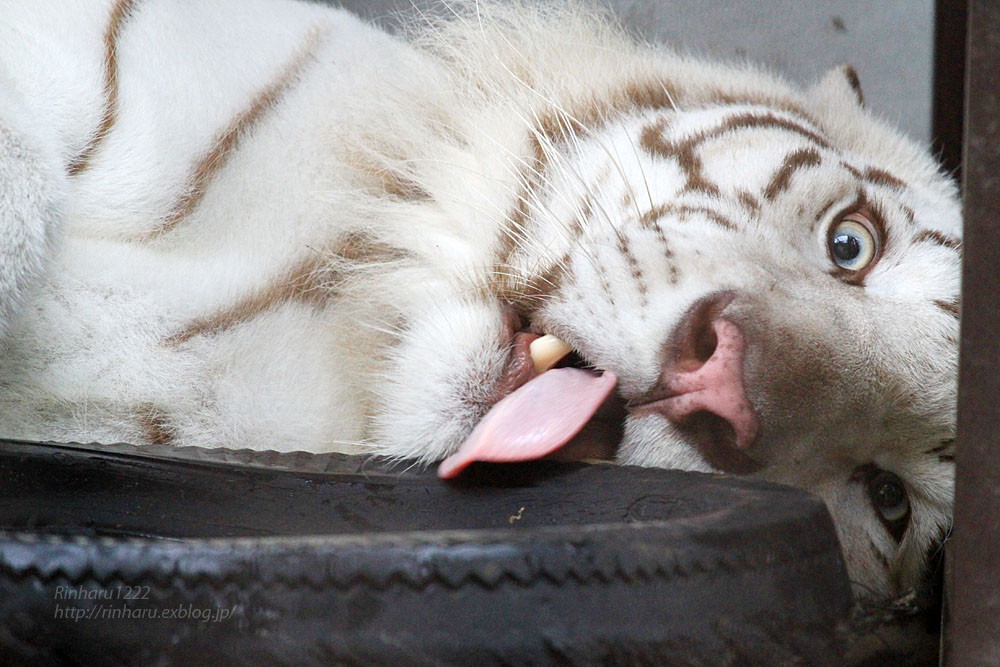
(832, 234), (861, 261)
(875, 480), (904, 508)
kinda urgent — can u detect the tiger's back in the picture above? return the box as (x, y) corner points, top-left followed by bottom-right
(0, 0), (960, 602)
(0, 0), (412, 448)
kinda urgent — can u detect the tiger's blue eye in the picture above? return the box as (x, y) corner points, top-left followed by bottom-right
(829, 213), (878, 271)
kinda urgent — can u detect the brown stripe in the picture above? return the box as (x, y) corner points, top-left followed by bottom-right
(638, 203), (669, 228)
(166, 254), (333, 346)
(839, 161), (863, 180)
(900, 204), (916, 226)
(68, 0), (138, 175)
(536, 75), (822, 146)
(934, 299), (961, 319)
(691, 206), (735, 230)
(137, 405), (174, 446)
(736, 189), (761, 214)
(333, 231), (411, 264)
(863, 167), (906, 189)
(704, 91), (820, 127)
(150, 28), (322, 238)
(615, 230), (648, 303)
(374, 174), (429, 200)
(712, 112), (830, 150)
(537, 107), (588, 146)
(621, 79), (681, 114)
(915, 229), (962, 250)
(634, 204), (679, 283)
(536, 79), (680, 146)
(677, 146), (720, 196)
(813, 196), (841, 228)
(504, 251), (573, 313)
(346, 152), (431, 201)
(640, 203), (735, 231)
(642, 112), (830, 198)
(639, 119), (720, 196)
(594, 251), (617, 309)
(763, 148), (822, 200)
(639, 117), (669, 156)
(567, 194), (594, 239)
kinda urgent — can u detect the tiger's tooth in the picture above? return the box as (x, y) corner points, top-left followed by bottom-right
(530, 334), (573, 374)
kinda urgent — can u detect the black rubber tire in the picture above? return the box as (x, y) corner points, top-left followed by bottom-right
(0, 439), (853, 665)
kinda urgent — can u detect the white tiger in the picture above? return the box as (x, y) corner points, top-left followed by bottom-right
(0, 0), (960, 603)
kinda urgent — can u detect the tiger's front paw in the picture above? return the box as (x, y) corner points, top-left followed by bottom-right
(368, 299), (536, 462)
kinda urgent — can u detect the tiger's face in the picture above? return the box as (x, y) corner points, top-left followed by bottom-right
(497, 73), (960, 599)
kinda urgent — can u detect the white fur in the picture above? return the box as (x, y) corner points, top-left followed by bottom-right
(0, 0), (959, 601)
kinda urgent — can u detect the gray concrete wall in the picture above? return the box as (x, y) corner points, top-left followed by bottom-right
(331, 0), (934, 144)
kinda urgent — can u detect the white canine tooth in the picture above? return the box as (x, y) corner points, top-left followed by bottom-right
(530, 334), (573, 374)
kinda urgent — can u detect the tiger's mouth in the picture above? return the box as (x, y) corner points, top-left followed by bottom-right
(538, 345), (628, 463)
(438, 316), (758, 478)
(527, 336), (758, 475)
(437, 327), (626, 478)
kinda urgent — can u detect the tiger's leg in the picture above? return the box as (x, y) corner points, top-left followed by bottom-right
(0, 79), (66, 342)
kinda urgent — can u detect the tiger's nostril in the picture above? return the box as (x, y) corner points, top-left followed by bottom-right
(630, 290), (760, 473)
(670, 290), (736, 371)
(693, 319), (718, 364)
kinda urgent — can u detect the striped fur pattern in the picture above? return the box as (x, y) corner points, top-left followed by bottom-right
(0, 1), (959, 602)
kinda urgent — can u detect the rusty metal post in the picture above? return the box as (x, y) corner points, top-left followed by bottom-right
(944, 0), (1000, 663)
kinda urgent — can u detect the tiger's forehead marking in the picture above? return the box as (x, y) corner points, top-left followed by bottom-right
(641, 111), (832, 156)
(639, 203), (736, 231)
(495, 98), (949, 326)
(639, 118), (719, 197)
(639, 111), (832, 202)
(763, 148), (823, 201)
(813, 196), (842, 227)
(639, 109), (913, 203)
(864, 168), (906, 190)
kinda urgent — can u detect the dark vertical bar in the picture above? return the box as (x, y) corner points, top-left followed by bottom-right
(944, 1), (1000, 664)
(932, 0), (967, 183)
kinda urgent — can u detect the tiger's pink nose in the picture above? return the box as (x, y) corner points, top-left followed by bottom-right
(630, 292), (760, 469)
(657, 317), (759, 450)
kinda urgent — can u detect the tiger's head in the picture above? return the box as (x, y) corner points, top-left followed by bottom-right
(486, 63), (959, 601)
(414, 52), (958, 605)
(371, 5), (959, 602)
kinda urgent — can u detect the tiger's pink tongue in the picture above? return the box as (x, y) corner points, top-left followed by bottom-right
(437, 368), (618, 479)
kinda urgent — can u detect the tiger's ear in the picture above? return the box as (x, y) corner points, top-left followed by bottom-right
(808, 64), (864, 108)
